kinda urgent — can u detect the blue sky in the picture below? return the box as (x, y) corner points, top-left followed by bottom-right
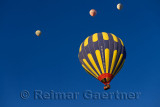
(0, 0), (160, 107)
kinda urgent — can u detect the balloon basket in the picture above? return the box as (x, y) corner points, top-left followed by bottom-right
(104, 84), (110, 90)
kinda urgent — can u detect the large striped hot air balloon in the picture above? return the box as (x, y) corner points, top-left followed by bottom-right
(78, 32), (126, 90)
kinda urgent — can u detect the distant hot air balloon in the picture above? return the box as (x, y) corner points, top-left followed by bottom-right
(35, 30), (41, 36)
(78, 32), (126, 90)
(117, 3), (123, 10)
(89, 9), (97, 17)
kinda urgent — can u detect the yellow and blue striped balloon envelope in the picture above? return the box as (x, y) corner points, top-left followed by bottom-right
(78, 32), (126, 89)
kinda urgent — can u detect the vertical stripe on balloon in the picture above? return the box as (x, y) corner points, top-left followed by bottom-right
(110, 50), (118, 74)
(102, 32), (109, 40)
(119, 38), (124, 46)
(88, 53), (101, 75)
(111, 33), (118, 42)
(84, 37), (89, 47)
(79, 43), (82, 52)
(95, 50), (104, 74)
(112, 54), (123, 75)
(105, 48), (109, 73)
(114, 59), (125, 76)
(82, 64), (97, 78)
(83, 59), (99, 77)
(92, 33), (98, 42)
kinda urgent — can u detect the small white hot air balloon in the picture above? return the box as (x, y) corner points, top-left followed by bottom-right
(117, 3), (123, 10)
(35, 30), (41, 36)
(89, 9), (97, 17)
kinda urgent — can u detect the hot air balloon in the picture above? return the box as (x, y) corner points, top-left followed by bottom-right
(117, 3), (123, 10)
(78, 32), (126, 90)
(89, 9), (97, 17)
(35, 30), (41, 36)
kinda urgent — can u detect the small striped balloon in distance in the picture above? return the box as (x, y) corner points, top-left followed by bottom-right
(78, 32), (126, 90)
(89, 9), (97, 17)
(35, 30), (41, 36)
(117, 3), (123, 10)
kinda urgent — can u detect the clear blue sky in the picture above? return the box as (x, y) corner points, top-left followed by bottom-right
(0, 0), (160, 107)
